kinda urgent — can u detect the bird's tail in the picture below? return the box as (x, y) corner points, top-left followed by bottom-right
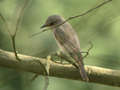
(72, 54), (89, 82)
(77, 59), (89, 82)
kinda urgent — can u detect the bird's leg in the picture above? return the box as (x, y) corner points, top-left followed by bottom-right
(50, 51), (64, 64)
(51, 51), (78, 69)
(59, 52), (78, 68)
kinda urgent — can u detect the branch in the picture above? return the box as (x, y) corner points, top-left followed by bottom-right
(0, 12), (11, 36)
(0, 0), (30, 61)
(14, 0), (29, 36)
(64, 0), (112, 22)
(0, 49), (120, 87)
(11, 0), (30, 61)
(31, 0), (112, 37)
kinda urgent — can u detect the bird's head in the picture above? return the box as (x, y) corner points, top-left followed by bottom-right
(41, 15), (64, 28)
(31, 15), (65, 37)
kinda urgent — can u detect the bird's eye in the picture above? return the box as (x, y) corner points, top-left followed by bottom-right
(49, 22), (55, 25)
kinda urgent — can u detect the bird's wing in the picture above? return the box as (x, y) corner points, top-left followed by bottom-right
(53, 22), (81, 54)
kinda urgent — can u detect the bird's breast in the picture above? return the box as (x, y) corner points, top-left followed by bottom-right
(53, 24), (81, 55)
(53, 27), (68, 45)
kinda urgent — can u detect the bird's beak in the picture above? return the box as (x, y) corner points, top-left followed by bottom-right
(39, 24), (50, 33)
(40, 24), (47, 29)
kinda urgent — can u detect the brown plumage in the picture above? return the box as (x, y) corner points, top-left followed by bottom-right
(41, 15), (89, 81)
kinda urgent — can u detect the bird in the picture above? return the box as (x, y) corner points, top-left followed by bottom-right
(40, 15), (89, 81)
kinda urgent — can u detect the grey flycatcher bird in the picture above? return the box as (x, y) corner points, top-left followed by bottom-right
(41, 15), (89, 81)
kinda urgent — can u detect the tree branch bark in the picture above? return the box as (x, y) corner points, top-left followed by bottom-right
(0, 49), (120, 87)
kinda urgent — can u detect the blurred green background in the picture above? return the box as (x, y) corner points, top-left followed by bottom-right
(0, 0), (120, 90)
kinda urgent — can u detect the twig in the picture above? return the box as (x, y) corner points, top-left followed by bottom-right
(30, 58), (49, 90)
(14, 0), (29, 37)
(0, 13), (11, 36)
(0, 0), (30, 61)
(43, 76), (49, 90)
(82, 41), (93, 59)
(11, 36), (21, 61)
(0, 12), (21, 61)
(31, 0), (112, 37)
(30, 74), (39, 81)
(11, 0), (30, 61)
(64, 0), (112, 23)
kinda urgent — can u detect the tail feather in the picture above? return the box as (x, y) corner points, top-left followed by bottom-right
(77, 60), (89, 82)
(71, 53), (89, 82)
